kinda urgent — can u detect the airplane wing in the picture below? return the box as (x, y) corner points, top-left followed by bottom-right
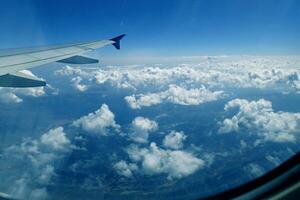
(0, 34), (125, 87)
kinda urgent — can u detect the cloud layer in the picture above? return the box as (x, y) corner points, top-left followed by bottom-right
(55, 56), (300, 93)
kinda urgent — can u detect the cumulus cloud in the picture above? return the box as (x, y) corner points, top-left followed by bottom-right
(219, 99), (300, 143)
(122, 142), (204, 180)
(163, 131), (187, 149)
(16, 86), (46, 97)
(125, 93), (161, 109)
(0, 86), (46, 104)
(113, 160), (138, 178)
(71, 76), (88, 92)
(4, 127), (73, 199)
(112, 121), (207, 180)
(72, 104), (120, 136)
(129, 117), (158, 143)
(0, 88), (23, 103)
(125, 85), (224, 109)
(40, 127), (72, 151)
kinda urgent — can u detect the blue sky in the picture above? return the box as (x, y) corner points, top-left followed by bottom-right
(0, 0), (299, 57)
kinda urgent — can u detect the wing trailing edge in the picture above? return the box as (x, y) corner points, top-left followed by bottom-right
(0, 71), (46, 87)
(57, 55), (99, 64)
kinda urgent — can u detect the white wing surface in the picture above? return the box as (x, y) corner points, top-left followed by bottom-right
(0, 34), (125, 87)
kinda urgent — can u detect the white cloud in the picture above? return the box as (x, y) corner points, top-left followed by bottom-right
(265, 155), (281, 167)
(37, 165), (55, 185)
(219, 99), (300, 143)
(129, 117), (158, 143)
(244, 163), (265, 178)
(123, 142), (204, 180)
(0, 86), (46, 104)
(125, 85), (223, 109)
(72, 104), (120, 136)
(163, 131), (187, 149)
(16, 86), (45, 97)
(125, 93), (162, 109)
(165, 85), (223, 105)
(54, 65), (90, 77)
(113, 160), (138, 178)
(9, 177), (47, 200)
(240, 140), (247, 149)
(40, 127), (71, 151)
(71, 76), (88, 92)
(0, 88), (23, 103)
(7, 127), (72, 166)
(4, 127), (73, 199)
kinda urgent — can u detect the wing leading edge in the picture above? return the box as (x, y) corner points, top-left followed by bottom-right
(0, 34), (125, 87)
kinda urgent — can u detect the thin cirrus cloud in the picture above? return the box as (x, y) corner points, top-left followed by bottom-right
(219, 98), (300, 143)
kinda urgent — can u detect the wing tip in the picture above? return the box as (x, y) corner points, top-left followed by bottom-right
(110, 34), (126, 50)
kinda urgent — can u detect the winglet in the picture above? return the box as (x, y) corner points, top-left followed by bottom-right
(110, 34), (126, 50)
